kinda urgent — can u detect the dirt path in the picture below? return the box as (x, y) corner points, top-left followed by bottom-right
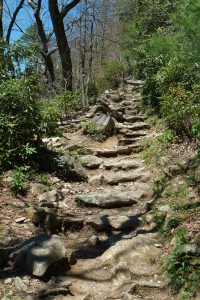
(51, 80), (176, 300)
(0, 80), (176, 300)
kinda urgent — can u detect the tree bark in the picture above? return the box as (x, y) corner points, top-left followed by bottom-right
(48, 0), (81, 91)
(28, 0), (56, 94)
(0, 0), (5, 72)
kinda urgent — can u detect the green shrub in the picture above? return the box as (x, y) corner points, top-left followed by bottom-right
(81, 121), (106, 141)
(40, 91), (81, 136)
(95, 61), (124, 93)
(40, 99), (60, 136)
(0, 76), (41, 169)
(55, 91), (81, 118)
(164, 232), (200, 299)
(160, 86), (200, 138)
(10, 165), (31, 195)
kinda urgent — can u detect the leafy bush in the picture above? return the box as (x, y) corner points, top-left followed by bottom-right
(55, 91), (81, 118)
(41, 91), (81, 136)
(164, 234), (200, 299)
(81, 121), (105, 141)
(10, 165), (31, 195)
(95, 61), (124, 93)
(40, 100), (60, 136)
(0, 76), (41, 169)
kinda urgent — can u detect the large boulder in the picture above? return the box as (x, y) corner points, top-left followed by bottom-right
(92, 113), (115, 134)
(9, 234), (75, 277)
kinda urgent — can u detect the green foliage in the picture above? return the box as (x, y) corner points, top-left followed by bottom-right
(81, 121), (104, 141)
(164, 230), (200, 299)
(40, 99), (60, 136)
(38, 173), (51, 192)
(153, 177), (167, 199)
(0, 76), (42, 170)
(141, 130), (174, 165)
(95, 61), (124, 93)
(41, 91), (81, 136)
(120, 0), (200, 144)
(55, 91), (81, 118)
(10, 165), (31, 195)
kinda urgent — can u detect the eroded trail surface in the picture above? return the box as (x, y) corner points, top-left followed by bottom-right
(0, 80), (176, 300)
(52, 80), (174, 300)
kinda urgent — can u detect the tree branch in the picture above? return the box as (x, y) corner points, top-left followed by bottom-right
(6, 0), (25, 44)
(61, 0), (81, 19)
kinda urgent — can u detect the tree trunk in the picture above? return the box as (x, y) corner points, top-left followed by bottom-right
(28, 0), (56, 94)
(49, 0), (74, 91)
(0, 0), (5, 73)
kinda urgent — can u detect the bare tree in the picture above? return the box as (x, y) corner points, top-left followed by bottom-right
(48, 0), (81, 91)
(28, 0), (56, 94)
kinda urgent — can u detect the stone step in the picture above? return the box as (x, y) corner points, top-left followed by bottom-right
(85, 214), (140, 230)
(95, 149), (117, 157)
(115, 146), (133, 155)
(106, 170), (148, 185)
(80, 155), (103, 169)
(116, 122), (150, 132)
(124, 131), (147, 138)
(75, 192), (138, 208)
(118, 138), (141, 146)
(103, 159), (142, 171)
(95, 146), (134, 157)
(124, 115), (146, 122)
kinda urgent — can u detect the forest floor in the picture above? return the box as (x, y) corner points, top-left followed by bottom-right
(0, 81), (199, 300)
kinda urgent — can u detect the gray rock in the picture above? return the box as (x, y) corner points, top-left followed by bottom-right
(104, 159), (141, 171)
(88, 174), (105, 186)
(92, 113), (115, 133)
(115, 146), (132, 155)
(179, 243), (200, 255)
(38, 189), (61, 203)
(30, 183), (46, 195)
(58, 153), (88, 180)
(95, 148), (117, 157)
(14, 276), (28, 292)
(106, 172), (144, 185)
(76, 193), (138, 208)
(64, 143), (83, 152)
(80, 155), (103, 169)
(10, 234), (71, 277)
(86, 214), (139, 230)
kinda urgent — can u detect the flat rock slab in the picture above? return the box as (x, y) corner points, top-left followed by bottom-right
(118, 138), (141, 146)
(76, 193), (138, 208)
(104, 159), (142, 171)
(86, 214), (140, 230)
(124, 115), (145, 122)
(124, 131), (147, 138)
(95, 149), (117, 157)
(115, 146), (132, 155)
(106, 171), (145, 185)
(80, 155), (103, 169)
(116, 122), (149, 131)
(101, 233), (161, 299)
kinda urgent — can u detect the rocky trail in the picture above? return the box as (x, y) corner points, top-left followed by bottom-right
(0, 80), (176, 300)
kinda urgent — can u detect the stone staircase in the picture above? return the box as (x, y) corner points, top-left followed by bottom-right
(52, 80), (175, 300)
